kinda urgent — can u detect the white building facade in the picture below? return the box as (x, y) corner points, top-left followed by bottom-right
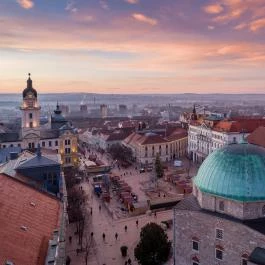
(188, 122), (250, 163)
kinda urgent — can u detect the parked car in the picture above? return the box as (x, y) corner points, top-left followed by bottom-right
(146, 167), (153, 172)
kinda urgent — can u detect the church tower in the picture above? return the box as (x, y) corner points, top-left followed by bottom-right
(20, 73), (41, 149)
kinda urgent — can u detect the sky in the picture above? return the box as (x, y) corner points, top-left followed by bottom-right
(1, 0), (265, 94)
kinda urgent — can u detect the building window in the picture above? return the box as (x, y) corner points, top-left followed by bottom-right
(18, 143), (21, 147)
(219, 201), (224, 211)
(65, 148), (71, 154)
(29, 122), (33, 128)
(216, 228), (223, 240)
(65, 157), (71, 164)
(42, 142), (45, 147)
(65, 139), (71, 145)
(29, 113), (33, 119)
(49, 141), (52, 147)
(192, 240), (199, 251)
(55, 140), (58, 146)
(10, 144), (13, 147)
(262, 205), (265, 216)
(215, 248), (223, 260)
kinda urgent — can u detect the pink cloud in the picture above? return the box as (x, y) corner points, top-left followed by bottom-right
(125, 0), (139, 4)
(132, 13), (157, 25)
(250, 18), (265, 32)
(203, 3), (224, 14)
(16, 0), (34, 9)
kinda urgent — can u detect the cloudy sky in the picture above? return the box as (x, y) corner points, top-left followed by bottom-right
(1, 0), (265, 94)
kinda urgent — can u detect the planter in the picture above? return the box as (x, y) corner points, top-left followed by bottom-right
(120, 245), (128, 257)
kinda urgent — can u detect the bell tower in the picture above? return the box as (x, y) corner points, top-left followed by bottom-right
(20, 73), (41, 149)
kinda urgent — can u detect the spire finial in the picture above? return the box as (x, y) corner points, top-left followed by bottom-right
(27, 73), (32, 88)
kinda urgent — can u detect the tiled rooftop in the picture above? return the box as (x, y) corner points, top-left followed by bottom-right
(0, 173), (60, 265)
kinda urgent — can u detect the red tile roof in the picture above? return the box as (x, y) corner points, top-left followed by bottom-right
(247, 126), (265, 148)
(213, 119), (265, 133)
(166, 128), (188, 141)
(0, 173), (61, 265)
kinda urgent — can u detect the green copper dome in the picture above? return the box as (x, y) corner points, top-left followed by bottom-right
(194, 144), (265, 202)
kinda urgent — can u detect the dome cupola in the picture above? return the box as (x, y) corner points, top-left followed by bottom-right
(194, 144), (265, 202)
(23, 73), (37, 98)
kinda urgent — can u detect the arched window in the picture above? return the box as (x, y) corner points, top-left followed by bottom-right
(219, 201), (224, 211)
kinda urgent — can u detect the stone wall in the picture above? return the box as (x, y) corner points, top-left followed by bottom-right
(174, 210), (265, 265)
(196, 189), (265, 220)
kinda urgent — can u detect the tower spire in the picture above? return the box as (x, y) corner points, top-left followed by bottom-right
(27, 73), (32, 88)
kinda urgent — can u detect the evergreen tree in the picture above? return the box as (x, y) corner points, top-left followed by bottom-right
(134, 223), (171, 265)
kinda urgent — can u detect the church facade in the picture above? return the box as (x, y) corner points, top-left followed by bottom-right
(0, 74), (78, 167)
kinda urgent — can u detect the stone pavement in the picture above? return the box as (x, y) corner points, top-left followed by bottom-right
(65, 148), (197, 265)
(65, 179), (173, 265)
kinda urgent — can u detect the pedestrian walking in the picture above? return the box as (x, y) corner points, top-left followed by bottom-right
(154, 211), (157, 218)
(69, 236), (72, 243)
(124, 225), (127, 232)
(66, 256), (71, 265)
(124, 262), (128, 265)
(91, 232), (94, 238)
(115, 232), (118, 240)
(128, 258), (132, 264)
(136, 219), (138, 227)
(90, 207), (93, 215)
(102, 233), (106, 240)
(99, 205), (101, 211)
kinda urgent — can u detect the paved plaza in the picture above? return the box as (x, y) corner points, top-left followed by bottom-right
(65, 149), (198, 265)
(65, 179), (174, 265)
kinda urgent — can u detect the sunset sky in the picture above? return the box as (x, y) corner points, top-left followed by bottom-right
(1, 0), (265, 94)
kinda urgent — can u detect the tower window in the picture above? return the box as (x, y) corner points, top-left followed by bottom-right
(55, 140), (58, 146)
(262, 205), (265, 216)
(29, 113), (33, 119)
(49, 141), (52, 147)
(215, 248), (223, 260)
(219, 201), (224, 211)
(192, 240), (199, 251)
(42, 142), (45, 147)
(216, 228), (223, 240)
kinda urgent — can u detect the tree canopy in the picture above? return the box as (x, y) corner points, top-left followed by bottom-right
(134, 222), (171, 265)
(107, 143), (133, 163)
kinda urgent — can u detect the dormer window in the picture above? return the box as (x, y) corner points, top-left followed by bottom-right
(29, 113), (33, 119)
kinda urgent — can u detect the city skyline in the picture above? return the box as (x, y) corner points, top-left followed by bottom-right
(1, 0), (265, 94)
